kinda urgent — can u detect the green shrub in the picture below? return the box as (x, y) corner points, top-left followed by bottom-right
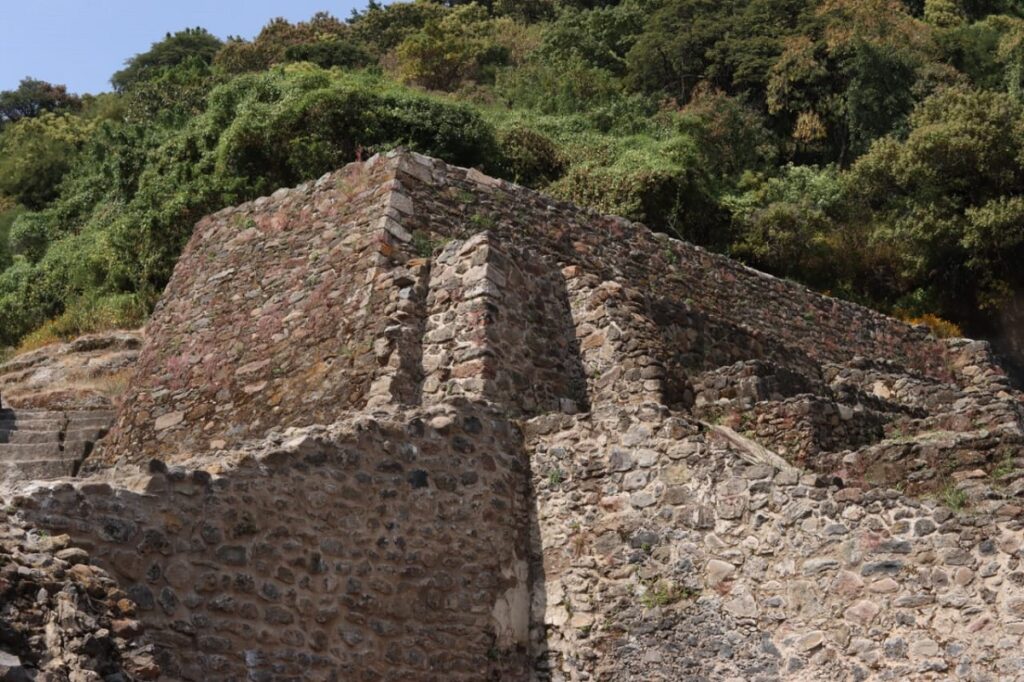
(0, 203), (25, 270)
(723, 164), (844, 285)
(9, 212), (53, 263)
(284, 40), (373, 70)
(496, 124), (566, 186)
(495, 55), (622, 114)
(0, 258), (51, 345)
(548, 132), (723, 244)
(0, 66), (502, 348)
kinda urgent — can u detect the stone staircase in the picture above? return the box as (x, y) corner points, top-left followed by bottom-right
(0, 408), (115, 484)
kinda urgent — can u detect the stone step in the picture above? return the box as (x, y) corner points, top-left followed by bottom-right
(0, 409), (64, 419)
(64, 427), (107, 443)
(65, 411), (116, 423)
(0, 430), (62, 445)
(0, 442), (71, 462)
(0, 459), (77, 480)
(61, 440), (97, 459)
(65, 417), (114, 431)
(0, 411), (114, 434)
(0, 409), (115, 422)
(0, 413), (65, 425)
(0, 417), (66, 431)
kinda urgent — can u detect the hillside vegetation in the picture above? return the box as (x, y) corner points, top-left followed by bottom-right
(1, 0), (1023, 361)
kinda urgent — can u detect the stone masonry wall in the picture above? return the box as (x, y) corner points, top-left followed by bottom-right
(420, 234), (588, 416)
(19, 402), (532, 681)
(101, 160), (406, 463)
(103, 150), (971, 467)
(391, 153), (952, 382)
(563, 270), (671, 409)
(526, 405), (1024, 682)
(49, 150), (1022, 680)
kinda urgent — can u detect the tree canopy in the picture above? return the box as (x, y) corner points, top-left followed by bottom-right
(111, 27), (223, 91)
(0, 78), (81, 127)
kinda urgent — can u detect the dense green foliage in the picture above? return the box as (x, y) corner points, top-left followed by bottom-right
(0, 78), (81, 129)
(111, 28), (223, 91)
(1, 0), (1023, 363)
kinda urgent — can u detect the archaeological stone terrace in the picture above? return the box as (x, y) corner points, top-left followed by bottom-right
(1, 149), (1024, 681)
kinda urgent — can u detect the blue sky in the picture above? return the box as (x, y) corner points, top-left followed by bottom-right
(0, 1), (388, 95)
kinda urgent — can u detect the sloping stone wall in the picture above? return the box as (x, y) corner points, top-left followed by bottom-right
(103, 149), (966, 467)
(390, 152), (952, 382)
(101, 161), (403, 463)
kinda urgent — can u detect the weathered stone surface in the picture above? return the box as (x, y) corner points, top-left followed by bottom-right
(0, 330), (140, 411)
(0, 518), (154, 680)
(0, 151), (1021, 681)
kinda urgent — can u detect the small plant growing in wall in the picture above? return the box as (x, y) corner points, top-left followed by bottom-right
(412, 230), (434, 258)
(469, 213), (496, 230)
(569, 522), (587, 557)
(638, 579), (693, 608)
(991, 455), (1017, 484)
(939, 481), (968, 512)
(548, 468), (564, 487)
(231, 215), (257, 230)
(412, 230), (448, 258)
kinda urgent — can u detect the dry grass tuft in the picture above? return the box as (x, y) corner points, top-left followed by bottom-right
(903, 313), (963, 339)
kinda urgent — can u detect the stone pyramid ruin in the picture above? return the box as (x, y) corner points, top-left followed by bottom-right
(2, 150), (1023, 680)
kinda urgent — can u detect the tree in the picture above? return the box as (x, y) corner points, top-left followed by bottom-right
(0, 78), (80, 127)
(537, 1), (648, 75)
(214, 14), (354, 75)
(846, 86), (1024, 321)
(112, 28), (222, 90)
(284, 40), (373, 70)
(626, 0), (733, 100)
(677, 85), (779, 178)
(396, 5), (510, 90)
(705, 0), (812, 101)
(349, 2), (447, 54)
(0, 113), (94, 209)
(925, 0), (967, 27)
(724, 164), (844, 286)
(766, 0), (929, 162)
(424, 0), (557, 19)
